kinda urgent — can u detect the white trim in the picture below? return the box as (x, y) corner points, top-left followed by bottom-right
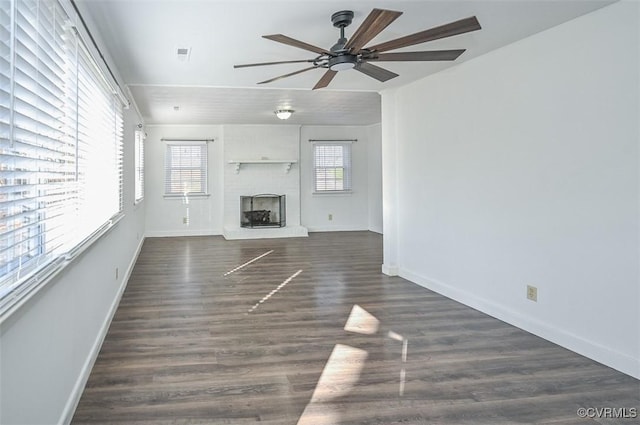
(381, 264), (399, 276)
(59, 235), (146, 425)
(145, 229), (222, 238)
(162, 138), (213, 143)
(305, 225), (367, 232)
(308, 139), (357, 143)
(162, 193), (211, 199)
(0, 215), (124, 325)
(398, 266), (640, 379)
(312, 190), (353, 196)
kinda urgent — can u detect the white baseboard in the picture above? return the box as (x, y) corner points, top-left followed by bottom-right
(381, 264), (399, 276)
(145, 229), (221, 237)
(305, 225), (368, 232)
(399, 267), (640, 379)
(59, 236), (146, 425)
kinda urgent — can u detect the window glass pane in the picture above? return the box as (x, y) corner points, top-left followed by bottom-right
(75, 41), (122, 242)
(313, 143), (351, 192)
(0, 0), (125, 310)
(134, 129), (144, 203)
(1, 0), (76, 284)
(164, 142), (207, 195)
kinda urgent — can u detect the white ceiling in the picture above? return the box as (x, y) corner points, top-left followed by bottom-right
(76, 0), (615, 125)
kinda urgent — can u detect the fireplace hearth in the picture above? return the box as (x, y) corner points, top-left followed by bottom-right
(241, 194), (286, 228)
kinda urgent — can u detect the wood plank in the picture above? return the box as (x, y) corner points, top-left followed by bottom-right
(72, 232), (639, 424)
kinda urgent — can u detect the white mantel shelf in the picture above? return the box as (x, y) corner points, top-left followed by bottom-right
(228, 159), (297, 174)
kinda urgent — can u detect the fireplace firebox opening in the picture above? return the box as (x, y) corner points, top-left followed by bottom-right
(240, 194), (286, 228)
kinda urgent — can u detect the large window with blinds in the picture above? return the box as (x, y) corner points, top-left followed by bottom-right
(313, 143), (352, 192)
(0, 0), (124, 313)
(164, 142), (208, 196)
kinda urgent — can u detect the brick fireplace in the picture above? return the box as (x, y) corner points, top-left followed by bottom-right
(222, 125), (308, 240)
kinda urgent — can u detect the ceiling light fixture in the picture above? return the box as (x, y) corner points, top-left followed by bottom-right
(328, 54), (357, 71)
(275, 109), (294, 120)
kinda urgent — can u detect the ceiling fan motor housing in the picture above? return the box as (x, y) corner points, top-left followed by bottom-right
(331, 10), (354, 28)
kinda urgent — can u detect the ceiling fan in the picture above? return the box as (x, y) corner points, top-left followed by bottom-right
(234, 9), (481, 90)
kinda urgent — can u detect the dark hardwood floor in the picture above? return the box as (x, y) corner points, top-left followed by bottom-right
(72, 232), (639, 424)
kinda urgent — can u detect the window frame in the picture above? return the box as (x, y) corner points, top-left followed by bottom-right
(312, 142), (353, 194)
(134, 128), (145, 204)
(0, 0), (126, 318)
(163, 140), (209, 198)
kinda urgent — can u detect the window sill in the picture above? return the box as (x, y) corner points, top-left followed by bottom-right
(312, 190), (353, 196)
(163, 193), (211, 199)
(0, 213), (124, 324)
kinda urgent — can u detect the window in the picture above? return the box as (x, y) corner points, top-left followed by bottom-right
(0, 0), (124, 313)
(134, 129), (144, 203)
(313, 143), (352, 192)
(164, 142), (208, 196)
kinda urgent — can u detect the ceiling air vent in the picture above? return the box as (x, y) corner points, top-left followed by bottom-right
(177, 47), (191, 61)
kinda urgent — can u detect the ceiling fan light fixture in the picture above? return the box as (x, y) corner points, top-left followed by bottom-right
(328, 54), (356, 71)
(235, 9), (481, 90)
(275, 109), (294, 120)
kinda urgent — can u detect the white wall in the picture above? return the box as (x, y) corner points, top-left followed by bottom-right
(382, 1), (639, 378)
(144, 124), (383, 236)
(300, 126), (371, 232)
(144, 125), (224, 236)
(0, 107), (146, 425)
(367, 124), (383, 233)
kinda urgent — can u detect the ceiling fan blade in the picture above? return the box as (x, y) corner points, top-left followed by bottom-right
(263, 34), (331, 55)
(355, 62), (398, 82)
(257, 66), (318, 85)
(366, 16), (481, 53)
(367, 49), (466, 62)
(234, 59), (316, 69)
(313, 70), (338, 90)
(344, 8), (403, 53)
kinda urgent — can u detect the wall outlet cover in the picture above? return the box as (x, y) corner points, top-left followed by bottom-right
(527, 285), (538, 302)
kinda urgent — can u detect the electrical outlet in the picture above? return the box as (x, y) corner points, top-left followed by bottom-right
(527, 285), (538, 302)
(328, 214), (333, 221)
(183, 217), (189, 224)
(115, 267), (119, 280)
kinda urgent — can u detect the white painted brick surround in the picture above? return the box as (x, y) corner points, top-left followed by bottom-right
(222, 125), (307, 239)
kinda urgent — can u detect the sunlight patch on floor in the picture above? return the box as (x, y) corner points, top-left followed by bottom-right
(344, 304), (380, 335)
(247, 269), (303, 313)
(297, 344), (368, 425)
(297, 304), (411, 424)
(223, 250), (273, 276)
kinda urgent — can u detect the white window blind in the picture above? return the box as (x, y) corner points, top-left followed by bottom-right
(0, 0), (124, 315)
(76, 40), (123, 241)
(313, 143), (352, 192)
(164, 142), (208, 196)
(134, 129), (144, 203)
